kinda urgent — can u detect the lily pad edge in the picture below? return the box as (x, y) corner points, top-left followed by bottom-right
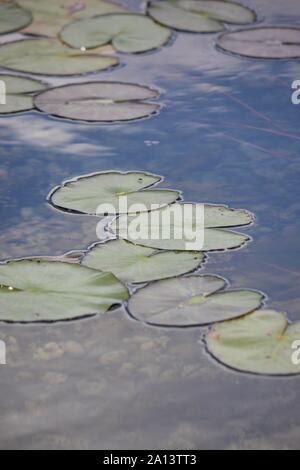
(47, 170), (182, 215)
(146, 0), (258, 34)
(216, 26), (300, 60)
(204, 309), (300, 377)
(59, 12), (174, 54)
(126, 273), (265, 328)
(0, 38), (119, 77)
(34, 80), (162, 123)
(81, 238), (208, 285)
(0, 258), (129, 324)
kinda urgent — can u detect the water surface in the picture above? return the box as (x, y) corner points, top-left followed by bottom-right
(0, 0), (299, 449)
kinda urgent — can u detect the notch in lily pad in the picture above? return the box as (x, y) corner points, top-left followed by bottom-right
(206, 309), (300, 376)
(0, 259), (128, 323)
(0, 74), (47, 114)
(111, 202), (253, 252)
(128, 274), (263, 327)
(0, 38), (118, 76)
(0, 2), (32, 35)
(147, 0), (256, 34)
(217, 27), (300, 59)
(60, 13), (172, 53)
(82, 239), (205, 284)
(49, 171), (180, 216)
(34, 82), (161, 122)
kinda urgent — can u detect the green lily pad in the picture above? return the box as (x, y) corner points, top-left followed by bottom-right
(217, 27), (300, 59)
(0, 74), (47, 114)
(147, 0), (256, 33)
(82, 239), (205, 284)
(49, 171), (180, 215)
(16, 0), (127, 37)
(128, 275), (263, 326)
(0, 2), (32, 35)
(60, 13), (171, 53)
(0, 38), (118, 76)
(34, 82), (160, 122)
(0, 259), (128, 322)
(111, 203), (252, 251)
(0, 73), (46, 94)
(206, 310), (300, 375)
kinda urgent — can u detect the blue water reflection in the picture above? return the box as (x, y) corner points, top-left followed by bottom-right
(0, 0), (299, 450)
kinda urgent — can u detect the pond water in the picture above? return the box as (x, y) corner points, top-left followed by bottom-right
(0, 0), (300, 449)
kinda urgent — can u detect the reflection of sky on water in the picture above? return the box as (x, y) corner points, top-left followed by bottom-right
(0, 0), (299, 450)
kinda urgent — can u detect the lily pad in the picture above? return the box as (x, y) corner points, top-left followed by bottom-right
(0, 38), (118, 76)
(82, 239), (205, 284)
(34, 82), (161, 122)
(0, 74), (47, 114)
(0, 2), (32, 35)
(128, 275), (263, 326)
(49, 171), (180, 215)
(206, 310), (300, 375)
(217, 27), (300, 59)
(0, 259), (128, 322)
(112, 203), (252, 251)
(147, 0), (256, 33)
(60, 13), (171, 53)
(16, 0), (127, 37)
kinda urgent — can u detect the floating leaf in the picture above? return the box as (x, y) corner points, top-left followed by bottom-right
(49, 171), (180, 215)
(25, 251), (85, 264)
(0, 2), (32, 35)
(60, 13), (171, 53)
(206, 310), (300, 375)
(34, 82), (161, 122)
(0, 73), (47, 114)
(0, 39), (118, 76)
(200, 203), (252, 227)
(217, 27), (300, 59)
(0, 73), (46, 94)
(0, 259), (128, 322)
(147, 0), (256, 33)
(112, 203), (252, 251)
(128, 275), (263, 326)
(16, 0), (127, 37)
(82, 239), (205, 284)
